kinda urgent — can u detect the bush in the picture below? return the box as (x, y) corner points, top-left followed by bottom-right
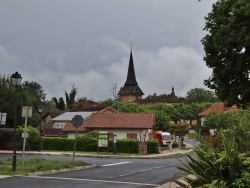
(172, 141), (179, 148)
(17, 125), (40, 150)
(42, 136), (159, 154)
(147, 140), (159, 153)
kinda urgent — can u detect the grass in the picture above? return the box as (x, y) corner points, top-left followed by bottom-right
(0, 158), (90, 176)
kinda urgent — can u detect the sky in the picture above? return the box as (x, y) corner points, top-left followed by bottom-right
(0, 0), (217, 102)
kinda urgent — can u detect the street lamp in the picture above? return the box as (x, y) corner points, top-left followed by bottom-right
(11, 71), (22, 171)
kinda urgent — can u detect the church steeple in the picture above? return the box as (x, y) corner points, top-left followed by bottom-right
(118, 50), (144, 102)
(125, 51), (138, 85)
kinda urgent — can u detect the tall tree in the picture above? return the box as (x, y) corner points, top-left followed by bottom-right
(65, 84), (78, 108)
(185, 88), (218, 104)
(52, 97), (65, 110)
(202, 0), (250, 107)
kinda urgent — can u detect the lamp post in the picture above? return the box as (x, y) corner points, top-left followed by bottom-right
(11, 71), (22, 171)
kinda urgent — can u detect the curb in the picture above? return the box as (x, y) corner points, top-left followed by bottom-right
(27, 164), (97, 176)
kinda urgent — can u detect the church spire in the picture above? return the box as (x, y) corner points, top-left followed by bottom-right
(118, 49), (144, 102)
(125, 51), (138, 85)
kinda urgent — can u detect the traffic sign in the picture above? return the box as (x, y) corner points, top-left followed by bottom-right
(71, 115), (83, 127)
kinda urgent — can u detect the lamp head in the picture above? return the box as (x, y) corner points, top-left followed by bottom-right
(11, 71), (22, 86)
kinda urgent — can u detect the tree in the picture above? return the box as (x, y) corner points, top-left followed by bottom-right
(65, 84), (78, 108)
(185, 88), (218, 104)
(52, 97), (65, 110)
(202, 0), (250, 107)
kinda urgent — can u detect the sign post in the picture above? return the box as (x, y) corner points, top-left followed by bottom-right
(21, 106), (32, 170)
(72, 115), (83, 162)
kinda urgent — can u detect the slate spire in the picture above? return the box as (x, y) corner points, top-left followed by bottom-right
(118, 50), (144, 100)
(125, 51), (138, 85)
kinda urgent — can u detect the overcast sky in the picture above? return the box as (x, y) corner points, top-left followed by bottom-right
(0, 0), (217, 101)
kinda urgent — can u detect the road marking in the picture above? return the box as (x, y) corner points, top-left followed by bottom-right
(101, 161), (131, 167)
(119, 172), (135, 177)
(139, 168), (152, 172)
(26, 176), (160, 187)
(155, 166), (165, 169)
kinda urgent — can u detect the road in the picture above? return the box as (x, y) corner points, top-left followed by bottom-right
(0, 138), (198, 188)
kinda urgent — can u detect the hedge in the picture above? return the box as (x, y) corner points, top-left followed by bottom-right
(42, 136), (159, 154)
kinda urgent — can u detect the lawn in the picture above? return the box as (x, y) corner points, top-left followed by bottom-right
(0, 158), (90, 176)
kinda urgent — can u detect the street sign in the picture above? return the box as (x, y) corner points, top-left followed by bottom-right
(22, 133), (29, 138)
(22, 107), (32, 117)
(0, 113), (7, 125)
(72, 115), (83, 127)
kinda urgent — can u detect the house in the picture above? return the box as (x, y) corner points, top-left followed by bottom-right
(62, 107), (118, 138)
(198, 103), (239, 134)
(42, 109), (67, 124)
(198, 103), (239, 122)
(118, 50), (144, 103)
(84, 113), (155, 141)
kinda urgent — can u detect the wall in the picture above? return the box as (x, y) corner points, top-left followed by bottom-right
(119, 95), (142, 103)
(92, 128), (152, 142)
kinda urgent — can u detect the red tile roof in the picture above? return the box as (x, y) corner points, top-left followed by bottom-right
(198, 103), (239, 117)
(62, 122), (89, 132)
(84, 113), (155, 129)
(42, 109), (67, 119)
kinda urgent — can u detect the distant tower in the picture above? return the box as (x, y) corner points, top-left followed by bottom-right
(170, 86), (176, 98)
(118, 50), (144, 102)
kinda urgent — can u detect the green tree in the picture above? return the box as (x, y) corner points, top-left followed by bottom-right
(202, 0), (250, 107)
(185, 88), (218, 104)
(65, 84), (78, 108)
(52, 97), (65, 110)
(0, 75), (47, 128)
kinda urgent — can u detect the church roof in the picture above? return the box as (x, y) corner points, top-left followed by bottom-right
(125, 51), (138, 86)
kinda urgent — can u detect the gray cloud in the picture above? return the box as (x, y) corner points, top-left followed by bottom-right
(0, 0), (216, 101)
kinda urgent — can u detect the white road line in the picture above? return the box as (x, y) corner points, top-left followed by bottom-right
(168, 163), (177, 166)
(119, 172), (135, 177)
(101, 161), (131, 167)
(26, 176), (159, 187)
(139, 168), (152, 172)
(154, 166), (165, 169)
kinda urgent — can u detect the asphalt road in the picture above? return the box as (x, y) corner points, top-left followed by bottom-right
(0, 138), (198, 188)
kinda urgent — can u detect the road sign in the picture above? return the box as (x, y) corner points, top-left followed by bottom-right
(71, 115), (83, 162)
(0, 113), (7, 125)
(71, 115), (83, 127)
(22, 107), (32, 117)
(22, 133), (29, 138)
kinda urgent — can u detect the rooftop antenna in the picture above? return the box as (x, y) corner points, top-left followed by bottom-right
(131, 42), (132, 51)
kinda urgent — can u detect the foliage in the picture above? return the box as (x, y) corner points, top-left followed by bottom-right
(85, 131), (98, 138)
(185, 88), (219, 104)
(52, 97), (65, 110)
(42, 136), (158, 154)
(0, 75), (47, 128)
(202, 0), (250, 107)
(114, 102), (210, 130)
(167, 123), (189, 145)
(146, 140), (159, 153)
(65, 84), (78, 109)
(17, 125), (40, 150)
(197, 109), (250, 152)
(176, 131), (249, 187)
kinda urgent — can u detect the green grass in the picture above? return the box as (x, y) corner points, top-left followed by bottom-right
(0, 158), (90, 176)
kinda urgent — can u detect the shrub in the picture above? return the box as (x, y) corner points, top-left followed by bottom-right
(147, 140), (159, 153)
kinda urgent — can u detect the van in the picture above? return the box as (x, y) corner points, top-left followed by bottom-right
(154, 131), (173, 146)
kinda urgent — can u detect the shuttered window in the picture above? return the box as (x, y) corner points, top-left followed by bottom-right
(127, 133), (137, 140)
